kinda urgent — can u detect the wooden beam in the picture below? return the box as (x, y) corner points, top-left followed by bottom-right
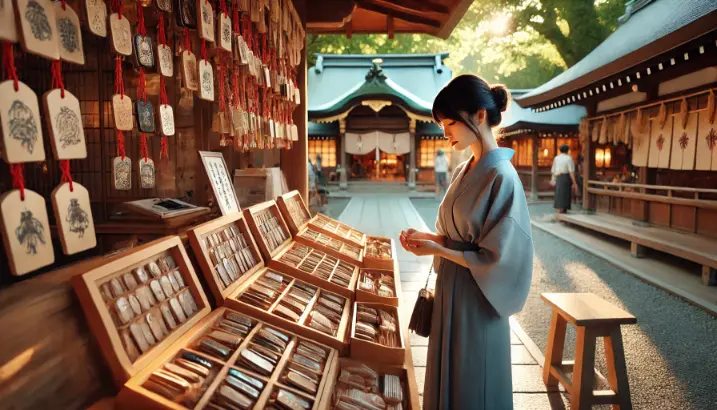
(356, 1), (442, 28)
(387, 16), (395, 39)
(366, 0), (450, 15)
(437, 0), (473, 39)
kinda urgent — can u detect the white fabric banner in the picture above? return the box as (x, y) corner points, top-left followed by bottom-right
(344, 131), (411, 155)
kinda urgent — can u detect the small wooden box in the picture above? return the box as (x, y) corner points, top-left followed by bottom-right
(72, 236), (212, 386)
(116, 307), (340, 410)
(317, 358), (421, 410)
(363, 236), (396, 271)
(276, 190), (312, 236)
(188, 213), (265, 303)
(295, 225), (364, 265)
(307, 213), (366, 248)
(270, 242), (359, 298)
(243, 200), (293, 262)
(355, 269), (399, 307)
(350, 302), (406, 366)
(221, 267), (353, 352)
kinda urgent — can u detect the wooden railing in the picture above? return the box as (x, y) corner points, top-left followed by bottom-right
(587, 181), (717, 210)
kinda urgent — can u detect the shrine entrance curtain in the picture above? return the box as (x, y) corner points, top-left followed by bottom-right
(344, 131), (411, 155)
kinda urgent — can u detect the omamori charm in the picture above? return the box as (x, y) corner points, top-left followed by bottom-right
(134, 34), (154, 68)
(139, 157), (155, 189)
(158, 44), (173, 77)
(113, 156), (132, 190)
(159, 104), (175, 136)
(85, 0), (107, 37)
(109, 13), (132, 56)
(0, 189), (55, 275)
(0, 80), (46, 163)
(182, 50), (198, 91)
(43, 88), (87, 159)
(218, 12), (232, 52)
(135, 99), (155, 133)
(53, 1), (84, 64)
(198, 59), (214, 101)
(112, 94), (133, 131)
(51, 181), (96, 255)
(198, 0), (215, 42)
(16, 0), (60, 60)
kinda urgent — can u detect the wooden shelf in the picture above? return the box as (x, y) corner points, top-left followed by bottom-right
(116, 308), (339, 410)
(188, 214), (265, 304)
(269, 242), (359, 298)
(350, 302), (406, 366)
(72, 236), (212, 386)
(277, 190), (312, 236)
(363, 236), (396, 271)
(355, 268), (399, 307)
(222, 267), (353, 353)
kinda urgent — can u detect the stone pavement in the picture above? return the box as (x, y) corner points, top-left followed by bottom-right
(336, 193), (569, 409)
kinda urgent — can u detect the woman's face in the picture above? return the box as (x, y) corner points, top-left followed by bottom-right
(439, 114), (479, 152)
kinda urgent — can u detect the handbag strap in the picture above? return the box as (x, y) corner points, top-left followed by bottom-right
(423, 262), (434, 289)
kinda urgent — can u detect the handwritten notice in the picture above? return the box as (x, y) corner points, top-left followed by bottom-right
(199, 151), (240, 215)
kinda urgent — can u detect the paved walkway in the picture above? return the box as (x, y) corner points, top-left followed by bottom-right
(337, 194), (568, 409)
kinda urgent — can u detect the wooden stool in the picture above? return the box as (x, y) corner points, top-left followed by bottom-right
(541, 293), (637, 410)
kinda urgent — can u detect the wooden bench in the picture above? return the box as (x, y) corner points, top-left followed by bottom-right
(542, 293), (637, 410)
(557, 212), (717, 286)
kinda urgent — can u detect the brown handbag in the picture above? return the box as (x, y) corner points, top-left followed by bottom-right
(408, 264), (434, 338)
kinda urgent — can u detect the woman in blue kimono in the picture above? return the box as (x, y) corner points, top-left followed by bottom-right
(400, 74), (534, 409)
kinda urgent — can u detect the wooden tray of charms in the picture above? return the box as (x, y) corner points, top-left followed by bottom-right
(243, 200), (293, 262)
(220, 267), (353, 353)
(72, 236), (211, 386)
(307, 213), (366, 248)
(295, 225), (364, 266)
(350, 302), (406, 366)
(317, 358), (420, 410)
(188, 213), (265, 304)
(355, 269), (399, 307)
(363, 236), (396, 271)
(269, 241), (359, 299)
(276, 190), (312, 236)
(116, 308), (340, 410)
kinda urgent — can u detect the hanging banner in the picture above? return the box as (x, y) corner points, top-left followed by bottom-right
(696, 110), (717, 171)
(670, 112), (697, 170)
(377, 131), (411, 155)
(345, 132), (378, 155)
(631, 118), (650, 167)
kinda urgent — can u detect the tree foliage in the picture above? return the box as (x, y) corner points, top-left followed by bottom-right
(306, 0), (627, 88)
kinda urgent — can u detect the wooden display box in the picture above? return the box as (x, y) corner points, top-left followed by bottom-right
(276, 190), (312, 236)
(350, 302), (406, 366)
(270, 242), (359, 298)
(316, 358), (421, 410)
(116, 307), (340, 410)
(221, 267), (353, 353)
(355, 269), (399, 307)
(188, 213), (265, 303)
(295, 226), (364, 265)
(243, 200), (293, 262)
(72, 236), (211, 386)
(362, 236), (396, 271)
(307, 213), (366, 248)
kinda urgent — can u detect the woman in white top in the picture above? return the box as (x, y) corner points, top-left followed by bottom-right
(551, 144), (578, 213)
(434, 149), (449, 199)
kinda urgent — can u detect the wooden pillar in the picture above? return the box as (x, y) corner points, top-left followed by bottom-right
(583, 105), (597, 211)
(531, 133), (539, 201)
(281, 0), (308, 201)
(339, 119), (347, 189)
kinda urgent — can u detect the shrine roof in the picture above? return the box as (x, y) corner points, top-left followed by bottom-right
(308, 53), (452, 118)
(503, 90), (586, 131)
(516, 0), (717, 108)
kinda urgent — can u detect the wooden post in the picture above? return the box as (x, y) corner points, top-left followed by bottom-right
(572, 326), (597, 410)
(409, 119), (416, 189)
(281, 0), (308, 202)
(531, 133), (539, 201)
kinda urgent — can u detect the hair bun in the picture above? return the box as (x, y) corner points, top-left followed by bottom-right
(490, 85), (510, 113)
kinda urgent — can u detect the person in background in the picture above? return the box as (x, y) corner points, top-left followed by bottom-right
(551, 144), (578, 213)
(433, 149), (449, 199)
(315, 154), (323, 186)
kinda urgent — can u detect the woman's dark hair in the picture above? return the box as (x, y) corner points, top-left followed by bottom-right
(559, 144), (570, 153)
(432, 74), (510, 131)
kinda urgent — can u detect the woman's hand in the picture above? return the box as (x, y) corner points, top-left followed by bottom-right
(400, 228), (446, 246)
(400, 237), (443, 257)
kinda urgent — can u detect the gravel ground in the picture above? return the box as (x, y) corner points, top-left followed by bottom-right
(410, 199), (717, 410)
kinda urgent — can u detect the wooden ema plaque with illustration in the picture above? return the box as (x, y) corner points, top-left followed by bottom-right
(0, 189), (54, 275)
(277, 190), (312, 236)
(115, 308), (340, 410)
(72, 236), (211, 386)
